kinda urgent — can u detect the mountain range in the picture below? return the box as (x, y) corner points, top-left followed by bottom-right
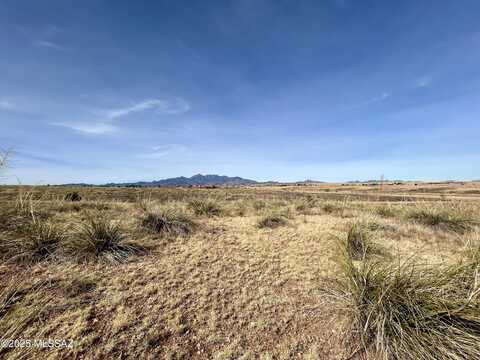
(102, 174), (259, 187)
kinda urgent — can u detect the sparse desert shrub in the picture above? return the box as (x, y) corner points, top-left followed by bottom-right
(64, 191), (82, 202)
(188, 199), (223, 217)
(333, 255), (480, 360)
(142, 206), (195, 235)
(257, 213), (287, 229)
(3, 220), (64, 264)
(407, 203), (478, 234)
(64, 215), (143, 263)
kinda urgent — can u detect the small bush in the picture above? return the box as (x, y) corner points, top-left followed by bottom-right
(142, 207), (195, 235)
(257, 213), (287, 229)
(188, 199), (223, 217)
(64, 191), (82, 202)
(64, 215), (143, 263)
(333, 255), (480, 359)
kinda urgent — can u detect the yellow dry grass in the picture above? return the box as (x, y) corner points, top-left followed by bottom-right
(0, 182), (479, 359)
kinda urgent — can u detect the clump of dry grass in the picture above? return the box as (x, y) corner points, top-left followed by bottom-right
(257, 213), (288, 229)
(344, 223), (370, 260)
(252, 200), (267, 212)
(333, 254), (480, 360)
(321, 201), (341, 214)
(5, 220), (65, 263)
(374, 204), (399, 218)
(407, 202), (478, 234)
(295, 196), (316, 215)
(141, 206), (195, 236)
(63, 214), (143, 263)
(338, 222), (387, 262)
(64, 191), (82, 202)
(233, 201), (248, 216)
(137, 193), (154, 212)
(188, 199), (223, 217)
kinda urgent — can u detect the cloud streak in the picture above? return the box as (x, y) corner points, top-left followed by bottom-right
(141, 144), (188, 158)
(362, 92), (390, 105)
(0, 99), (13, 110)
(54, 97), (189, 136)
(52, 122), (118, 135)
(33, 40), (67, 50)
(105, 98), (190, 119)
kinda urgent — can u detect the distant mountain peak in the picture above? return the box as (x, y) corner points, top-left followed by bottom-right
(102, 174), (257, 187)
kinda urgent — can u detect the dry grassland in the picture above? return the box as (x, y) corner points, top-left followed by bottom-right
(1, 182), (480, 359)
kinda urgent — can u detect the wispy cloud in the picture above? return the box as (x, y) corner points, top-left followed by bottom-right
(104, 98), (190, 119)
(141, 144), (188, 158)
(416, 76), (431, 88)
(52, 97), (190, 136)
(52, 122), (118, 135)
(0, 99), (13, 110)
(362, 92), (390, 105)
(33, 40), (66, 50)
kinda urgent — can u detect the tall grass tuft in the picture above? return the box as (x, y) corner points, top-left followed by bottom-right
(295, 196), (316, 215)
(13, 221), (64, 263)
(407, 202), (478, 234)
(257, 213), (288, 229)
(188, 199), (223, 217)
(344, 223), (373, 260)
(375, 204), (399, 218)
(64, 215), (143, 263)
(141, 206), (195, 235)
(333, 254), (480, 360)
(321, 201), (341, 214)
(64, 191), (82, 202)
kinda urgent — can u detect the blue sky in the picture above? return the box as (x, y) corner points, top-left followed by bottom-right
(1, 0), (480, 184)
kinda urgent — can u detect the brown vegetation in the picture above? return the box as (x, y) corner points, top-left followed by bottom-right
(0, 182), (479, 358)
